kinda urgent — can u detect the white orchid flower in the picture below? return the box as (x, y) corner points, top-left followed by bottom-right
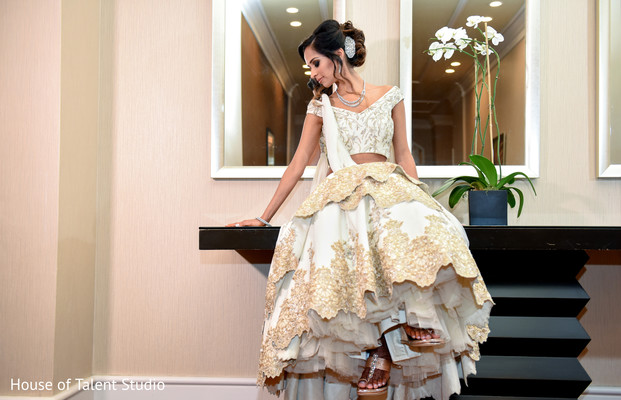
(466, 16), (483, 28)
(429, 41), (444, 61)
(443, 43), (457, 59)
(453, 27), (470, 50)
(485, 26), (498, 37)
(484, 26), (505, 46)
(491, 32), (504, 45)
(474, 42), (488, 56)
(435, 26), (454, 44)
(466, 15), (492, 29)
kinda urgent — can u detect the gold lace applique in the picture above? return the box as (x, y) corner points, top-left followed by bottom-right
(465, 323), (490, 362)
(270, 256), (311, 348)
(472, 276), (494, 306)
(467, 324), (490, 343)
(310, 231), (379, 319)
(257, 326), (287, 385)
(373, 213), (480, 288)
(264, 226), (298, 318)
(295, 163), (430, 217)
(469, 342), (481, 361)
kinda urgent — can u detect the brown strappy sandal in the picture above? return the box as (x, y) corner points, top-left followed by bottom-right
(357, 352), (391, 397)
(402, 326), (445, 347)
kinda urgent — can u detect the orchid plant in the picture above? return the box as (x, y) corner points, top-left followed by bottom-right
(428, 15), (505, 163)
(428, 16), (536, 217)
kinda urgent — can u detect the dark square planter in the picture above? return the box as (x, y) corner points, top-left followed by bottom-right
(468, 190), (508, 225)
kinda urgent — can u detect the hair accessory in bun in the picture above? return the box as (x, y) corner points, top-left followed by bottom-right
(344, 36), (355, 59)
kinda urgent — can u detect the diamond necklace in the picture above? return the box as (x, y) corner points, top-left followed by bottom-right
(336, 80), (366, 107)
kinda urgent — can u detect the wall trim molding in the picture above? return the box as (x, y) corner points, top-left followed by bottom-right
(1, 377), (619, 400)
(581, 386), (621, 399)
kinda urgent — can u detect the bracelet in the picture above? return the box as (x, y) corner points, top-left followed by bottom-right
(256, 217), (272, 227)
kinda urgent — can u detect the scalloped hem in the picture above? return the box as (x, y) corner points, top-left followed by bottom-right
(295, 162), (432, 218)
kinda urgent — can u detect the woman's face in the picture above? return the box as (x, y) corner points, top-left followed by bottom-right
(303, 46), (337, 88)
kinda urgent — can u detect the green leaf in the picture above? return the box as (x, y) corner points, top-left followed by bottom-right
(461, 160), (489, 187)
(448, 185), (472, 208)
(505, 188), (516, 208)
(497, 173), (518, 188)
(497, 171), (536, 194)
(507, 186), (525, 217)
(432, 178), (458, 197)
(469, 155), (498, 186)
(457, 176), (482, 184)
(432, 175), (486, 197)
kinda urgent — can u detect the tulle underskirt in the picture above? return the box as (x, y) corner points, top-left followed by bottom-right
(257, 162), (493, 400)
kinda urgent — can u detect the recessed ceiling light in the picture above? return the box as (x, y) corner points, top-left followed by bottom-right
(303, 64), (309, 69)
(290, 21), (302, 27)
(450, 61), (461, 67)
(445, 69), (456, 74)
(304, 71), (311, 76)
(490, 1), (503, 7)
(286, 7), (299, 13)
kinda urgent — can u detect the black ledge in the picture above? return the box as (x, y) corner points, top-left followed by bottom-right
(199, 226), (621, 251)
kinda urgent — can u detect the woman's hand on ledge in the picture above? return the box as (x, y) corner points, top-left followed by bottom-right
(226, 218), (266, 228)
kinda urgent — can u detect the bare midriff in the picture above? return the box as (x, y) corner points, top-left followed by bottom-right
(327, 153), (387, 175)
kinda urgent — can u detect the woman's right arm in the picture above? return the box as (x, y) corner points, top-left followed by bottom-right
(227, 113), (323, 227)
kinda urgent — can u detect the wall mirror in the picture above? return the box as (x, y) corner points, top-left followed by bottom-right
(212, 0), (540, 179)
(211, 0), (332, 178)
(400, 0), (540, 178)
(598, 0), (621, 177)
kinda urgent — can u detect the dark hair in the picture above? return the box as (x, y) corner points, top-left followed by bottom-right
(298, 20), (366, 99)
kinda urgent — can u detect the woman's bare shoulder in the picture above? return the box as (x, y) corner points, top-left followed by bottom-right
(366, 84), (394, 97)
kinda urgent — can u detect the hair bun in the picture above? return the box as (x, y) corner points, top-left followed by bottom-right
(340, 21), (366, 67)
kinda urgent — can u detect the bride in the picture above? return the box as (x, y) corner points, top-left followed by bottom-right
(228, 19), (493, 400)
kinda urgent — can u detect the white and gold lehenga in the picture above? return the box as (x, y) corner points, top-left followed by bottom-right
(257, 87), (493, 400)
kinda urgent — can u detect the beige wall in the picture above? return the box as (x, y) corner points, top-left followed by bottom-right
(54, 0), (100, 390)
(580, 250), (621, 386)
(0, 0), (61, 395)
(0, 0), (99, 395)
(1, 0), (621, 396)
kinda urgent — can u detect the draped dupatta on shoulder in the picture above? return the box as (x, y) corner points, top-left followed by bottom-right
(310, 94), (357, 191)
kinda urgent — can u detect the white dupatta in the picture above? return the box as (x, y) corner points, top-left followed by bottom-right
(309, 94), (357, 192)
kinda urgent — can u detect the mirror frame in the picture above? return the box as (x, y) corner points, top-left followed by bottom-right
(211, 0), (540, 179)
(598, 0), (621, 177)
(211, 0), (317, 179)
(400, 0), (540, 178)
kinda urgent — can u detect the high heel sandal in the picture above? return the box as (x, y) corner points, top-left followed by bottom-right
(357, 353), (391, 397)
(402, 327), (445, 347)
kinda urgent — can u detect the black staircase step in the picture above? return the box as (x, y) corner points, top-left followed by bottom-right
(481, 317), (590, 357)
(460, 356), (591, 397)
(487, 281), (589, 317)
(472, 250), (588, 282)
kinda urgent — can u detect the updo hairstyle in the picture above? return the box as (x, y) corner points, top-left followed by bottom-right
(298, 20), (366, 98)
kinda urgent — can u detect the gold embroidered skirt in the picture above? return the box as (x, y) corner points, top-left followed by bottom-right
(258, 162), (493, 400)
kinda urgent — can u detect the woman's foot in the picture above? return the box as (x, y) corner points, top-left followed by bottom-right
(357, 337), (391, 395)
(403, 325), (444, 347)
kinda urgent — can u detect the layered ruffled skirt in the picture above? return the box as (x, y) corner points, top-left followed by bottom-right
(258, 162), (493, 400)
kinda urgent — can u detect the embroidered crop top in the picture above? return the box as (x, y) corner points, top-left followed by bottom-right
(306, 86), (404, 159)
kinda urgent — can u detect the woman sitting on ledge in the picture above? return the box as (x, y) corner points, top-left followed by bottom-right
(228, 19), (493, 400)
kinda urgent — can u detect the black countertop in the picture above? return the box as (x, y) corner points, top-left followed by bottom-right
(199, 226), (621, 251)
